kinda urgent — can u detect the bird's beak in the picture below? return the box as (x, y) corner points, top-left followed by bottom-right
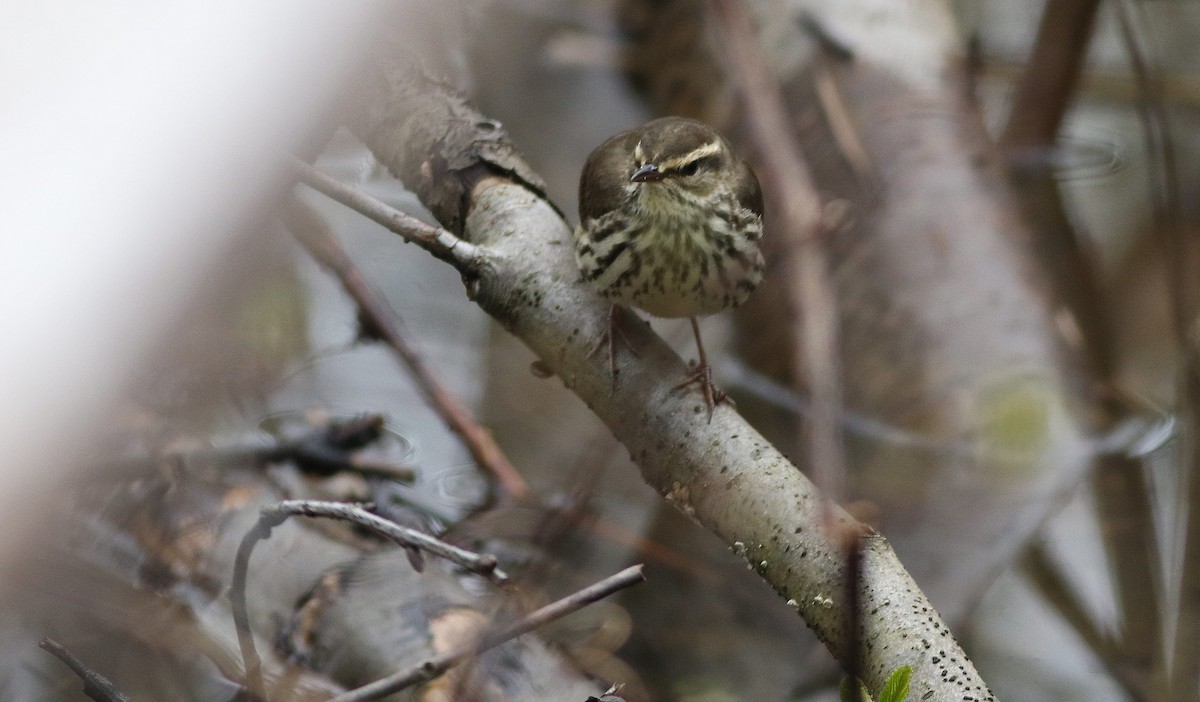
(630, 163), (663, 183)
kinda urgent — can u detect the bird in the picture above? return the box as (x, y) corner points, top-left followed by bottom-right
(574, 116), (765, 419)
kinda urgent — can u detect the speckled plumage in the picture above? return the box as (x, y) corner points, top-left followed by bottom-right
(574, 117), (765, 418)
(575, 117), (765, 318)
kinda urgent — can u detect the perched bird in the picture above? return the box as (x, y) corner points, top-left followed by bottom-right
(575, 116), (765, 418)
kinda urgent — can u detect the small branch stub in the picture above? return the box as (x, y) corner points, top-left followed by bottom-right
(38, 637), (131, 702)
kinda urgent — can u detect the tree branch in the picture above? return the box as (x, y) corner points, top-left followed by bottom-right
(999, 0), (1102, 152)
(327, 565), (645, 702)
(995, 3), (1163, 693)
(291, 159), (484, 272)
(283, 196), (530, 498)
(1021, 543), (1149, 695)
(39, 637), (131, 702)
(264, 500), (508, 582)
(343, 61), (995, 699)
(231, 499), (509, 696)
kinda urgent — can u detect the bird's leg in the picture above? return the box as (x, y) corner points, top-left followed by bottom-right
(673, 317), (733, 421)
(588, 304), (639, 391)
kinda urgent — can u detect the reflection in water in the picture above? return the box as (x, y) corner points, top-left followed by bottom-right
(1002, 130), (1126, 180)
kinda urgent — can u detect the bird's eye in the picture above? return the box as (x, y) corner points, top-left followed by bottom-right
(677, 155), (720, 176)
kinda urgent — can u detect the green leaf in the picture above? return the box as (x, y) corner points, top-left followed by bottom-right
(839, 676), (873, 702)
(878, 666), (912, 702)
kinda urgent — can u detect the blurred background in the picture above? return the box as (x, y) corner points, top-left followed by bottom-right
(1, 0), (1198, 700)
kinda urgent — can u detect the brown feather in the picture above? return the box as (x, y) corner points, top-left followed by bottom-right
(734, 157), (763, 217)
(578, 129), (638, 223)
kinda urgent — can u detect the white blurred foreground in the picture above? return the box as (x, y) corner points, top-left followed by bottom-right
(0, 1), (383, 562)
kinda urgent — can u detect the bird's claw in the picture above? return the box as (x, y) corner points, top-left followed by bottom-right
(672, 361), (733, 422)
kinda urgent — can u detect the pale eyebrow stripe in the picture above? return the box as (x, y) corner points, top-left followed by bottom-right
(658, 140), (722, 172)
(634, 141), (645, 164)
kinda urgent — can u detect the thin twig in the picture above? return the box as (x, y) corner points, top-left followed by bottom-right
(983, 61), (1200, 107)
(1115, 0), (1185, 339)
(326, 565), (645, 702)
(256, 414), (415, 482)
(709, 0), (858, 678)
(230, 500), (511, 698)
(1172, 356), (1200, 702)
(999, 0), (1102, 153)
(1092, 453), (1161, 695)
(996, 0), (1119, 377)
(230, 512), (275, 698)
(1023, 542), (1155, 698)
(283, 197), (530, 499)
(290, 159), (484, 271)
(266, 500), (507, 583)
(813, 63), (874, 183)
(708, 0), (846, 507)
(91, 415), (414, 485)
(996, 5), (1163, 694)
(39, 637), (131, 702)
(1114, 5), (1182, 699)
(1021, 544), (1119, 667)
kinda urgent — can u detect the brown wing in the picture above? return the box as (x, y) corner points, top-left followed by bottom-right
(578, 128), (639, 223)
(733, 153), (764, 217)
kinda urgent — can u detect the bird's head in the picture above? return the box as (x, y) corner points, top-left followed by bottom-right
(628, 117), (735, 200)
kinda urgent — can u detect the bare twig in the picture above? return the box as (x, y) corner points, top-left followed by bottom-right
(230, 513), (273, 697)
(290, 159), (484, 271)
(1113, 5), (1186, 699)
(982, 61), (1200, 107)
(39, 637), (131, 702)
(1021, 545), (1121, 680)
(708, 0), (844, 515)
(256, 414), (415, 481)
(1092, 452), (1161, 695)
(1002, 74), (1162, 702)
(709, 0), (861, 678)
(998, 0), (1118, 376)
(267, 500), (507, 583)
(230, 500), (510, 697)
(91, 414), (414, 484)
(326, 565), (645, 702)
(1115, 0), (1185, 338)
(813, 64), (874, 183)
(283, 197), (530, 499)
(1172, 356), (1200, 702)
(992, 3), (1163, 696)
(1000, 0), (1102, 153)
(1117, 10), (1191, 696)
(708, 0), (845, 507)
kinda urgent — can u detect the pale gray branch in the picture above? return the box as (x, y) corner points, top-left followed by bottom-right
(263, 500), (508, 583)
(341, 52), (996, 702)
(291, 158), (483, 270)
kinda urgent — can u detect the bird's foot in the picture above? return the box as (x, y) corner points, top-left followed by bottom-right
(673, 360), (734, 422)
(587, 305), (639, 392)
